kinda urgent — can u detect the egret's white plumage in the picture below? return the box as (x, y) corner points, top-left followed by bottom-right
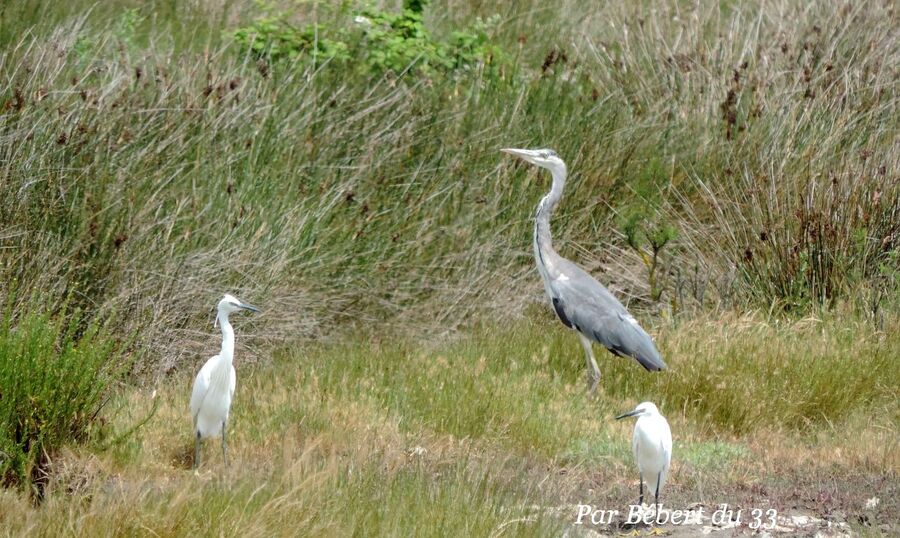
(189, 353), (236, 439)
(190, 294), (258, 468)
(616, 402), (672, 508)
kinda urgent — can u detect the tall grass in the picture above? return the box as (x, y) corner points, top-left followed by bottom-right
(1, 1), (896, 367)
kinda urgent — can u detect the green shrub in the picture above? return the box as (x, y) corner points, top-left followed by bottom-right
(0, 306), (120, 495)
(233, 16), (350, 65)
(356, 1), (449, 75)
(233, 0), (507, 78)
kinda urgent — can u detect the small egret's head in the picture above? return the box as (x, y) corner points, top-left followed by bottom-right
(615, 401), (659, 420)
(217, 294), (260, 316)
(501, 148), (566, 176)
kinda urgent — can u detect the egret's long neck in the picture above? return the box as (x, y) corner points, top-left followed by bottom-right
(217, 312), (235, 365)
(533, 165), (566, 281)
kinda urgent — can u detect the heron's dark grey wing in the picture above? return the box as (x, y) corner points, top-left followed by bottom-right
(575, 310), (666, 371)
(549, 264), (667, 371)
(551, 297), (574, 329)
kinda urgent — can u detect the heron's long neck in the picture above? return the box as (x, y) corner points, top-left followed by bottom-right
(533, 166), (566, 280)
(217, 312), (235, 365)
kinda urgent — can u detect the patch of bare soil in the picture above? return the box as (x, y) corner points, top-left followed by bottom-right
(545, 467), (897, 537)
(556, 503), (860, 537)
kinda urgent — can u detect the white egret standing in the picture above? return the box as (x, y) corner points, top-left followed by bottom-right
(616, 402), (672, 512)
(190, 294), (259, 469)
(500, 148), (666, 394)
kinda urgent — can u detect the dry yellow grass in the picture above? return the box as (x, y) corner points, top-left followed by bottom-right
(1, 313), (896, 536)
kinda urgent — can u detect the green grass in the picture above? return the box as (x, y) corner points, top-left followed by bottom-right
(269, 312), (899, 448)
(679, 442), (748, 471)
(0, 305), (121, 494)
(0, 314), (895, 535)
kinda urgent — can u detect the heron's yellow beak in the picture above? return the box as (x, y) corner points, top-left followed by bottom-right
(500, 148), (542, 165)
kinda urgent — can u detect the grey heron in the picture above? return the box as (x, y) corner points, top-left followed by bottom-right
(189, 294), (259, 469)
(501, 148), (667, 393)
(616, 402), (672, 512)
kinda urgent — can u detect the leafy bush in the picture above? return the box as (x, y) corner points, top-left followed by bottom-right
(0, 306), (121, 495)
(233, 0), (506, 78)
(233, 16), (350, 64)
(356, 2), (448, 75)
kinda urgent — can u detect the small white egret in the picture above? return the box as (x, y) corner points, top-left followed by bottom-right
(189, 294), (259, 469)
(616, 402), (672, 512)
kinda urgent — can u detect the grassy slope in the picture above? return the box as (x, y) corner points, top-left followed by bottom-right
(1, 314), (897, 535)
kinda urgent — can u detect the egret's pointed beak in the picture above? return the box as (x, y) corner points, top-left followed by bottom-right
(615, 409), (641, 420)
(238, 302), (260, 313)
(501, 148), (542, 165)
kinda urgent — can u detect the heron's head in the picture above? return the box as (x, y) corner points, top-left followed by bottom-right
(501, 148), (566, 176)
(217, 294), (260, 316)
(615, 401), (659, 420)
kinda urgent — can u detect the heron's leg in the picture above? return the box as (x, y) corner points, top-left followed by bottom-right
(578, 334), (601, 393)
(193, 430), (201, 470)
(221, 421), (228, 466)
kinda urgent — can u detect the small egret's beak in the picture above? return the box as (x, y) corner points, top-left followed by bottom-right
(238, 302), (260, 313)
(501, 148), (542, 165)
(615, 409), (641, 420)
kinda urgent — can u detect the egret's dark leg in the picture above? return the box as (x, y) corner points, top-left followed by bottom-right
(578, 334), (601, 394)
(639, 474), (644, 505)
(193, 430), (201, 469)
(221, 421), (228, 466)
(648, 472), (665, 534)
(655, 472), (661, 513)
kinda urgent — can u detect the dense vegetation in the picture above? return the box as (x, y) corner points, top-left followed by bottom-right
(0, 306), (120, 493)
(0, 0), (896, 532)
(2, 0), (895, 353)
